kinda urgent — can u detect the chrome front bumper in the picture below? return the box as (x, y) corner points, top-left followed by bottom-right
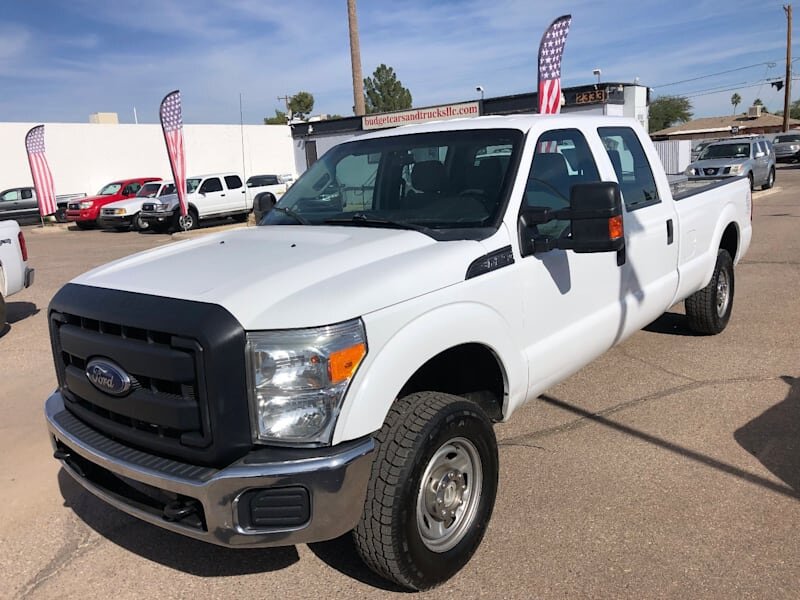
(46, 392), (375, 547)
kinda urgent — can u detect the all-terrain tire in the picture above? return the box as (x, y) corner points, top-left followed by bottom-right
(685, 249), (734, 335)
(353, 391), (498, 590)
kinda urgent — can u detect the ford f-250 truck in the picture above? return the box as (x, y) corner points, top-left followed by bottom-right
(45, 115), (752, 590)
(0, 220), (34, 326)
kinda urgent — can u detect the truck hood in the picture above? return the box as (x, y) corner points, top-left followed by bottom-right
(72, 226), (483, 329)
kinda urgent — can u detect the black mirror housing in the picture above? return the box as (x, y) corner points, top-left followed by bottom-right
(519, 181), (625, 256)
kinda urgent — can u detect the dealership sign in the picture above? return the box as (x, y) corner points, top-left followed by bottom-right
(362, 101), (481, 130)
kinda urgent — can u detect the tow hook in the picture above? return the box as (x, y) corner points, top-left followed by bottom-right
(163, 499), (201, 522)
(54, 448), (85, 477)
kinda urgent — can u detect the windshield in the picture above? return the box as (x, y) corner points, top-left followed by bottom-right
(260, 129), (523, 240)
(186, 178), (201, 193)
(774, 134), (800, 143)
(699, 143), (751, 160)
(97, 183), (122, 195)
(137, 183), (162, 198)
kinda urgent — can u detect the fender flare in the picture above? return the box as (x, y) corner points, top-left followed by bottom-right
(332, 302), (527, 444)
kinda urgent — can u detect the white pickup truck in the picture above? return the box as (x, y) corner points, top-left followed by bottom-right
(0, 220), (34, 326)
(139, 173), (286, 232)
(44, 115), (751, 590)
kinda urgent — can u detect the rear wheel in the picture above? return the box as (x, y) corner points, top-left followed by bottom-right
(761, 167), (775, 190)
(353, 391), (498, 590)
(685, 249), (734, 335)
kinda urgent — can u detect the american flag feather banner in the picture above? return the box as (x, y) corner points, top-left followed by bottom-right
(159, 90), (188, 217)
(25, 125), (57, 217)
(537, 14), (572, 115)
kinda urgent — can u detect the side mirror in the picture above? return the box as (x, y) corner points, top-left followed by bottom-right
(519, 181), (625, 256)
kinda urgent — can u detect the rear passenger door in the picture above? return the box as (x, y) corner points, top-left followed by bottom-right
(223, 175), (246, 212)
(598, 126), (679, 338)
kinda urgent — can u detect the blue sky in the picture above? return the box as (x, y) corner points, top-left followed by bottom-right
(1, 0), (797, 124)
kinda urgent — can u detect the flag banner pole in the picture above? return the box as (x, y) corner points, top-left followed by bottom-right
(24, 125), (58, 223)
(537, 14), (572, 115)
(159, 90), (189, 229)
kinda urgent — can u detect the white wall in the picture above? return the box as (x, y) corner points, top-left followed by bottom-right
(1, 122), (294, 196)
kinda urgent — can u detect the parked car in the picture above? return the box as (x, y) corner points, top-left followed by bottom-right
(140, 173), (263, 232)
(247, 174), (290, 222)
(45, 114), (753, 590)
(0, 220), (34, 326)
(98, 181), (176, 231)
(66, 178), (161, 229)
(771, 132), (800, 163)
(0, 187), (86, 223)
(685, 137), (776, 190)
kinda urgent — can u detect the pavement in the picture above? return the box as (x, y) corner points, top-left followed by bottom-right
(1, 169), (798, 599)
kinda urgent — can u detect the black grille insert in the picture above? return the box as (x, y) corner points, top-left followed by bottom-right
(52, 310), (212, 458)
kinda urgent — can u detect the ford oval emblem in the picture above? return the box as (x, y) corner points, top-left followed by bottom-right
(86, 358), (132, 396)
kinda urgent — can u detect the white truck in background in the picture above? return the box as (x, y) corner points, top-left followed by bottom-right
(45, 115), (751, 590)
(139, 173), (288, 232)
(0, 220), (34, 326)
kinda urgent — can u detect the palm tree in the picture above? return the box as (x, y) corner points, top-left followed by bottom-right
(731, 93), (742, 116)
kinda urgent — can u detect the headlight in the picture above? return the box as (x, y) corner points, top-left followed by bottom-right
(791, 145), (800, 151)
(684, 167), (696, 176)
(155, 203), (171, 212)
(111, 208), (126, 215)
(246, 319), (367, 445)
(728, 164), (744, 174)
(79, 201), (94, 209)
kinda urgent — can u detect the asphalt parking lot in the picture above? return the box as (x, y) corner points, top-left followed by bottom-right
(1, 170), (799, 599)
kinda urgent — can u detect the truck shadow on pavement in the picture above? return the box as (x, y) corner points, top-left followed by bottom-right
(0, 301), (39, 337)
(643, 310), (702, 336)
(57, 470), (300, 576)
(307, 535), (409, 592)
(734, 375), (800, 492)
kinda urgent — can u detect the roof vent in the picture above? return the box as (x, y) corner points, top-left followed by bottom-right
(747, 105), (763, 118)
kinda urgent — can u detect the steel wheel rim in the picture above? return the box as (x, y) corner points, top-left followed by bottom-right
(135, 214), (148, 230)
(716, 268), (730, 317)
(416, 436), (483, 553)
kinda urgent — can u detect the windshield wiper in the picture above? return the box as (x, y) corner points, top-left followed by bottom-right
(271, 206), (311, 225)
(324, 214), (435, 237)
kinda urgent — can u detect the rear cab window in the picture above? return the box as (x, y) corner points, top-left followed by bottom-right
(598, 126), (660, 211)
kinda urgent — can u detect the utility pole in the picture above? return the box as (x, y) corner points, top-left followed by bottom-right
(783, 4), (792, 132)
(347, 0), (366, 116)
(277, 94), (292, 122)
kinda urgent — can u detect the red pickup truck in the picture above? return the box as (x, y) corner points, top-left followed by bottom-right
(66, 177), (160, 229)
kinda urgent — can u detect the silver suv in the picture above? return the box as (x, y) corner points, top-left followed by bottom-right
(685, 136), (776, 190)
(772, 132), (800, 163)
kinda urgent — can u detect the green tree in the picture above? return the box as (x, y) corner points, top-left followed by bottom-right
(731, 93), (742, 115)
(648, 95), (693, 132)
(288, 92), (315, 120)
(790, 99), (800, 119)
(264, 109), (288, 124)
(364, 63), (412, 114)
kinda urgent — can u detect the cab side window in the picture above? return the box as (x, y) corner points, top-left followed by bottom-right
(122, 183), (142, 196)
(598, 127), (659, 210)
(21, 189), (33, 200)
(224, 175), (243, 189)
(524, 128), (600, 237)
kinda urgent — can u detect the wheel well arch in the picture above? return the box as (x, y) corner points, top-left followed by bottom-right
(397, 343), (506, 421)
(719, 222), (739, 261)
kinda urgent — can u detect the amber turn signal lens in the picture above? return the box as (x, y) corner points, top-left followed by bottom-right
(328, 343), (366, 384)
(608, 215), (624, 240)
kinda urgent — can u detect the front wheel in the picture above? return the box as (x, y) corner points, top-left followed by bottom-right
(134, 213), (149, 231)
(172, 208), (198, 231)
(747, 172), (754, 191)
(685, 249), (734, 335)
(761, 167), (775, 190)
(75, 221), (94, 230)
(54, 207), (68, 223)
(353, 392), (498, 591)
(0, 291), (6, 326)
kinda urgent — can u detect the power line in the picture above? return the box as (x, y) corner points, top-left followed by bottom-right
(652, 61), (779, 88)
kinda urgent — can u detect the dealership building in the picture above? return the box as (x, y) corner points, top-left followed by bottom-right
(290, 82), (650, 174)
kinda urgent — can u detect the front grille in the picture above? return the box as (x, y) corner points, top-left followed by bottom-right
(68, 203), (80, 210)
(51, 310), (212, 459)
(49, 284), (252, 467)
(704, 168), (718, 176)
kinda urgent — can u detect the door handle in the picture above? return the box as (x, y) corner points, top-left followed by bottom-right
(221, 193), (226, 196)
(666, 219), (674, 245)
